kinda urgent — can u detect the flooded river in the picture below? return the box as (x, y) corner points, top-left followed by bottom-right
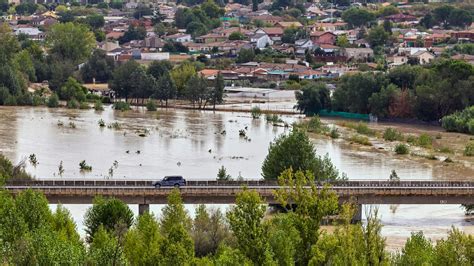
(0, 106), (472, 250)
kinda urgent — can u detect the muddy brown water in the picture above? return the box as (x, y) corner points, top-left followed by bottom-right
(0, 106), (472, 250)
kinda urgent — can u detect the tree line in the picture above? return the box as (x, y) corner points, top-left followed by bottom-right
(0, 175), (472, 265)
(295, 60), (474, 122)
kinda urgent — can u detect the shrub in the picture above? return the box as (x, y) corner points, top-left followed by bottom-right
(441, 106), (474, 134)
(79, 102), (90, 109)
(265, 114), (283, 124)
(47, 93), (59, 108)
(330, 127), (340, 139)
(350, 135), (372, 146)
(437, 146), (453, 154)
(345, 122), (375, 136)
(79, 160), (92, 171)
(307, 116), (327, 133)
(251, 106), (262, 119)
(464, 142), (474, 156)
(146, 100), (157, 111)
(217, 166), (232, 181)
(4, 95), (17, 106)
(94, 100), (104, 111)
(416, 134), (432, 148)
(98, 119), (105, 127)
(32, 95), (45, 106)
(395, 143), (409, 154)
(67, 99), (80, 109)
(406, 135), (416, 144)
(383, 128), (403, 141)
(113, 101), (131, 111)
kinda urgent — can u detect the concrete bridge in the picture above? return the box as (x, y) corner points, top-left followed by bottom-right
(5, 179), (474, 219)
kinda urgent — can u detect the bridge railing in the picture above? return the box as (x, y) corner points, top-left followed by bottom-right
(5, 179), (474, 187)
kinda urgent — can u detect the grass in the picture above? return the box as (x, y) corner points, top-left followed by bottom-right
(416, 134), (433, 148)
(265, 114), (283, 124)
(342, 121), (375, 136)
(394, 144), (409, 155)
(383, 128), (404, 141)
(113, 101), (131, 111)
(349, 135), (372, 146)
(437, 146), (453, 154)
(464, 142), (474, 156)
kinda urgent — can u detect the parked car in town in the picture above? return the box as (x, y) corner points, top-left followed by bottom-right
(152, 176), (186, 188)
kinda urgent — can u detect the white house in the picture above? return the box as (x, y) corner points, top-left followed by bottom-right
(249, 33), (273, 49)
(165, 33), (192, 43)
(411, 51), (435, 65)
(295, 39), (314, 55)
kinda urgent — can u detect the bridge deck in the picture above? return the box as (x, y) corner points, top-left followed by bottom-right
(4, 180), (474, 205)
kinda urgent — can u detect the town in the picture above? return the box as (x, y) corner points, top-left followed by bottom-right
(0, 0), (474, 265)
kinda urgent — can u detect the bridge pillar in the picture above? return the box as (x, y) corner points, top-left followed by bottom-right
(138, 204), (150, 215)
(352, 204), (362, 223)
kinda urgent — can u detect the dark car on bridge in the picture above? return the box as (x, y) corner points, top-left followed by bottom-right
(152, 176), (186, 188)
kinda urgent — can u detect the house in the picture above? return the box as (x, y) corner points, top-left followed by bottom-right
(451, 54), (474, 65)
(249, 33), (273, 49)
(309, 22), (347, 32)
(106, 31), (125, 40)
(310, 31), (336, 45)
(296, 69), (325, 80)
(195, 33), (228, 43)
(388, 55), (408, 67)
(384, 14), (418, 23)
(255, 27), (283, 42)
(451, 30), (474, 42)
(295, 39), (314, 55)
(164, 33), (192, 43)
(14, 27), (45, 40)
(97, 41), (121, 52)
(411, 50), (435, 65)
(342, 48), (374, 62)
(252, 15), (282, 25)
(276, 21), (303, 29)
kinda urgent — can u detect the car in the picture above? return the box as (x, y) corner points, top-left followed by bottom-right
(152, 176), (186, 188)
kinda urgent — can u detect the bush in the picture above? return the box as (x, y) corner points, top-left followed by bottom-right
(94, 100), (104, 111)
(441, 106), (474, 134)
(32, 95), (45, 106)
(395, 143), (409, 154)
(349, 135), (372, 146)
(265, 114), (283, 124)
(416, 134), (432, 148)
(98, 119), (105, 127)
(330, 127), (340, 139)
(406, 135), (416, 144)
(47, 93), (59, 108)
(146, 100), (157, 111)
(113, 101), (131, 111)
(307, 116), (327, 133)
(67, 99), (80, 109)
(464, 142), (474, 156)
(79, 102), (90, 109)
(4, 95), (17, 106)
(383, 128), (403, 141)
(251, 106), (262, 119)
(345, 122), (375, 136)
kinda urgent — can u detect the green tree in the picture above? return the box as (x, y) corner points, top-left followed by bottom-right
(59, 77), (87, 102)
(295, 82), (331, 116)
(119, 25), (147, 44)
(84, 197), (134, 243)
(228, 31), (245, 40)
(342, 8), (376, 28)
(274, 169), (339, 265)
(80, 49), (115, 83)
(266, 214), (301, 265)
(368, 84), (399, 118)
(171, 62), (197, 96)
(109, 60), (142, 101)
(124, 212), (163, 265)
(367, 25), (389, 48)
(393, 231), (434, 265)
(154, 71), (177, 107)
(46, 22), (95, 63)
(448, 9), (472, 29)
(236, 48), (255, 63)
(433, 227), (474, 265)
(192, 205), (230, 257)
(160, 189), (194, 264)
(433, 5), (455, 28)
(147, 60), (173, 80)
(88, 225), (126, 265)
(227, 188), (268, 264)
(209, 72), (224, 109)
(85, 14), (105, 29)
(336, 35), (349, 48)
(15, 189), (53, 231)
(184, 75), (211, 109)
